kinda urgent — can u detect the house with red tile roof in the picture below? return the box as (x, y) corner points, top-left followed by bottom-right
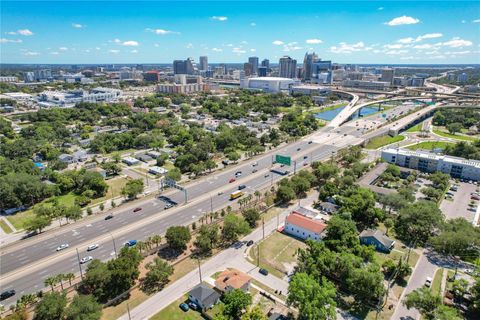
(215, 268), (252, 293)
(284, 212), (327, 241)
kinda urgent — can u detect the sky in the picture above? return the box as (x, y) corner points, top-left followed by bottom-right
(1, 1), (479, 64)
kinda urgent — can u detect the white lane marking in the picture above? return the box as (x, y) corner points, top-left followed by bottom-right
(86, 224), (92, 227)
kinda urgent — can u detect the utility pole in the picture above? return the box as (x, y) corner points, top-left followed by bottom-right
(197, 258), (202, 283)
(210, 194), (213, 213)
(257, 243), (260, 267)
(110, 233), (117, 258)
(293, 160), (297, 174)
(127, 303), (131, 320)
(76, 248), (84, 280)
(262, 218), (265, 240)
(184, 189), (188, 204)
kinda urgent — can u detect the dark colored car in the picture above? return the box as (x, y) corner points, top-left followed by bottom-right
(238, 184), (246, 190)
(105, 214), (114, 220)
(133, 207), (142, 212)
(0, 289), (16, 301)
(229, 178), (236, 183)
(188, 302), (198, 310)
(246, 240), (254, 246)
(259, 268), (269, 276)
(179, 303), (190, 312)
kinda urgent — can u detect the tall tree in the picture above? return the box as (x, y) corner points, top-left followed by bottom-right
(165, 226), (191, 251)
(121, 179), (144, 200)
(223, 289), (252, 319)
(287, 273), (337, 320)
(65, 294), (102, 320)
(33, 292), (67, 320)
(142, 257), (173, 293)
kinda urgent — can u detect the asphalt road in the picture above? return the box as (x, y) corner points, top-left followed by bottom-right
(0, 101), (418, 306)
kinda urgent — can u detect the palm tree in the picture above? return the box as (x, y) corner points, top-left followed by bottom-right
(137, 241), (146, 254)
(65, 273), (75, 287)
(44, 276), (57, 292)
(151, 234), (162, 248)
(254, 190), (261, 203)
(56, 274), (65, 290)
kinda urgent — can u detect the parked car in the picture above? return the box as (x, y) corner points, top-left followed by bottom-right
(80, 256), (93, 264)
(164, 203), (174, 209)
(259, 268), (269, 276)
(252, 169), (258, 173)
(105, 214), (114, 220)
(179, 303), (189, 312)
(0, 290), (15, 301)
(56, 244), (69, 251)
(87, 244), (99, 251)
(133, 207), (142, 212)
(425, 277), (432, 287)
(188, 302), (198, 310)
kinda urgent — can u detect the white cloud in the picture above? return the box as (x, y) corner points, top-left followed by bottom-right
(131, 49), (138, 53)
(122, 40), (139, 46)
(445, 50), (471, 55)
(225, 43), (234, 47)
(472, 19), (480, 23)
(72, 23), (84, 28)
(18, 29), (34, 36)
(283, 42), (303, 52)
(232, 47), (246, 54)
(330, 41), (372, 54)
(59, 47), (68, 51)
(424, 50), (440, 55)
(50, 51), (59, 55)
(250, 48), (256, 52)
(23, 51), (39, 56)
(241, 40), (248, 45)
(397, 37), (415, 44)
(250, 22), (256, 27)
(146, 28), (179, 35)
(112, 38), (121, 43)
(272, 40), (284, 45)
(442, 38), (473, 48)
(186, 43), (193, 49)
(462, 20), (466, 24)
(413, 44), (435, 49)
(109, 49), (120, 54)
(0, 38), (22, 43)
(306, 39), (323, 44)
(95, 47), (101, 50)
(430, 55), (446, 59)
(384, 44), (404, 49)
(212, 47), (222, 52)
(377, 7), (384, 10)
(415, 33), (443, 41)
(400, 56), (415, 60)
(211, 16), (228, 21)
(154, 43), (159, 48)
(385, 49), (409, 55)
(385, 16), (420, 26)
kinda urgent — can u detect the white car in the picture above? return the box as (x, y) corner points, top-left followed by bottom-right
(56, 244), (69, 251)
(87, 244), (99, 251)
(80, 256), (93, 264)
(425, 277), (432, 287)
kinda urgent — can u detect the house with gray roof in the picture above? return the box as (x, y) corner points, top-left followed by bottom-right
(188, 283), (221, 311)
(359, 229), (395, 253)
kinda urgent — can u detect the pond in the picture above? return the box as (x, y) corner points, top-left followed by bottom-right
(314, 105), (379, 121)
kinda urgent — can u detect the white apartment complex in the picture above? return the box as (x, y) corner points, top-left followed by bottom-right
(382, 148), (480, 181)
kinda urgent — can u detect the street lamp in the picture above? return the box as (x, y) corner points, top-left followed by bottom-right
(109, 232), (118, 259)
(76, 248), (84, 280)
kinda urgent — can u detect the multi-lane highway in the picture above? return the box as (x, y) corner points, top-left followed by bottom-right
(0, 96), (454, 306)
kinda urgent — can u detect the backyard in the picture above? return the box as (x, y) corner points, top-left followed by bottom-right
(248, 231), (306, 279)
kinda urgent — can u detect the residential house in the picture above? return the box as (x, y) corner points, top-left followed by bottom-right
(136, 154), (153, 163)
(122, 157), (139, 166)
(284, 212), (327, 241)
(214, 268), (252, 293)
(188, 283), (221, 311)
(317, 201), (340, 214)
(148, 166), (168, 176)
(72, 150), (88, 162)
(359, 229), (395, 253)
(59, 154), (74, 164)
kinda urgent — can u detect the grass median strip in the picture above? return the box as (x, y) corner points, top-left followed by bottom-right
(365, 135), (405, 150)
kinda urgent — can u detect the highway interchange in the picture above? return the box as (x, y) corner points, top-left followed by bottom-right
(0, 90), (473, 307)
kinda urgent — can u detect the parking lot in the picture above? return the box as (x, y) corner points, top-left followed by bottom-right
(440, 181), (478, 222)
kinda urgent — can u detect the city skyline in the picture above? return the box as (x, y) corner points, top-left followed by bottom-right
(1, 1), (479, 64)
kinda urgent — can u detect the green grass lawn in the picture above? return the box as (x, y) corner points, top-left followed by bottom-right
(433, 128), (478, 142)
(406, 141), (455, 151)
(91, 177), (129, 205)
(248, 231), (306, 279)
(0, 219), (13, 233)
(101, 288), (150, 320)
(431, 268), (444, 296)
(150, 294), (205, 320)
(365, 135), (405, 149)
(405, 123), (422, 133)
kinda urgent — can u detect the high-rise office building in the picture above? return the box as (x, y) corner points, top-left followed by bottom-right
(261, 59), (270, 69)
(302, 52), (318, 81)
(312, 60), (333, 84)
(279, 56), (297, 79)
(173, 58), (195, 75)
(24, 72), (35, 83)
(258, 66), (267, 77)
(380, 68), (395, 84)
(244, 63), (253, 77)
(199, 56), (208, 71)
(248, 57), (259, 74)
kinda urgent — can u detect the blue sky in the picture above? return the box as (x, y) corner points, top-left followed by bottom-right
(1, 1), (479, 64)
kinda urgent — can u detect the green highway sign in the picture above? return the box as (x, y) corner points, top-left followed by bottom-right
(275, 154), (291, 166)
